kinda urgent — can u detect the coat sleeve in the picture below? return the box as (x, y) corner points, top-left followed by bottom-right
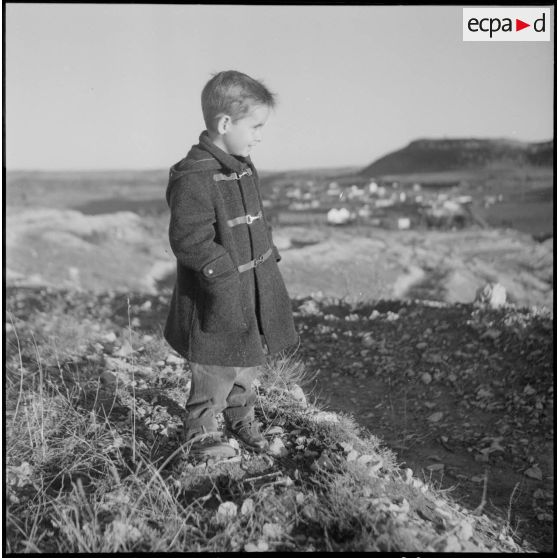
(168, 173), (237, 279)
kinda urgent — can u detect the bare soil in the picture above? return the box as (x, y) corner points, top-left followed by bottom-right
(291, 297), (554, 552)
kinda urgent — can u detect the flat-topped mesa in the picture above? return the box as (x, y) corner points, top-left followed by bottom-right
(361, 137), (554, 176)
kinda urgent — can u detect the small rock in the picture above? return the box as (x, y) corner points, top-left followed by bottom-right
(524, 465), (543, 480)
(426, 463), (445, 472)
(103, 332), (117, 343)
(114, 340), (134, 357)
(356, 454), (376, 466)
(166, 354), (183, 365)
(312, 452), (334, 470)
(289, 385), (307, 407)
(302, 505), (317, 521)
(262, 523), (283, 540)
(245, 540), (269, 552)
(444, 534), (463, 553)
(421, 372), (432, 385)
(346, 450), (359, 462)
(240, 498), (255, 516)
(266, 426), (284, 436)
(362, 335), (375, 347)
(458, 520), (474, 541)
(427, 411), (444, 423)
(481, 328), (501, 341)
(523, 384), (536, 396)
(268, 438), (288, 457)
(216, 502), (237, 523)
(339, 441), (353, 452)
(299, 299), (321, 316)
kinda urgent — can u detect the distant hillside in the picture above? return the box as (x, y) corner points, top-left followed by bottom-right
(360, 138), (554, 177)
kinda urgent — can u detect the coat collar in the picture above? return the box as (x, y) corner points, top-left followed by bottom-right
(198, 130), (253, 174)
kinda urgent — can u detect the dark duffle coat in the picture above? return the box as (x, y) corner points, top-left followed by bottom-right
(164, 131), (299, 367)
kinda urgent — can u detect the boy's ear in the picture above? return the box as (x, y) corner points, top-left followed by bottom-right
(216, 114), (232, 135)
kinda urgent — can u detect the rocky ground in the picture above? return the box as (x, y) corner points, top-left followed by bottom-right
(290, 294), (554, 552)
(5, 206), (555, 551)
(5, 286), (551, 552)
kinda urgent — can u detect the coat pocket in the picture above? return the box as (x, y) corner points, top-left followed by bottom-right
(199, 271), (247, 333)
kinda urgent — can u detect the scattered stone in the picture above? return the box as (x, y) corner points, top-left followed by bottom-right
(268, 438), (288, 457)
(475, 282), (507, 309)
(524, 465), (543, 480)
(427, 411), (444, 423)
(444, 534), (463, 553)
(523, 384), (536, 396)
(481, 328), (501, 341)
(166, 354), (183, 366)
(240, 498), (255, 516)
(216, 502), (237, 523)
(99, 371), (117, 387)
(114, 340), (134, 357)
(311, 452), (335, 471)
(262, 523), (283, 540)
(458, 520), (474, 541)
(356, 454), (376, 466)
(421, 372), (433, 385)
(298, 299), (321, 316)
(244, 540), (269, 552)
(140, 300), (152, 311)
(103, 331), (117, 343)
(289, 385), (307, 407)
(228, 438), (241, 451)
(266, 426), (284, 436)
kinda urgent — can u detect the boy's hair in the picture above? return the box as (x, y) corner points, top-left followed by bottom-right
(201, 70), (276, 131)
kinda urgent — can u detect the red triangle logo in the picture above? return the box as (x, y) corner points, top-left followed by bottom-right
(516, 19), (530, 31)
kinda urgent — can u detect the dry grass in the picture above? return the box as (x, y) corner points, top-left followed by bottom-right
(5, 290), (526, 553)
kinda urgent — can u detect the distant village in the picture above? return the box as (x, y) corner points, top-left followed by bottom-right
(262, 175), (503, 230)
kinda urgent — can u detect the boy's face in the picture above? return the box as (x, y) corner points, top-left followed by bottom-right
(220, 104), (270, 157)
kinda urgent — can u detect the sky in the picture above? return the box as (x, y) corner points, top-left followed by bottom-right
(5, 4), (555, 172)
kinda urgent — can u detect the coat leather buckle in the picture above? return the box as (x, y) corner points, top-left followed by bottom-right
(246, 212), (262, 225)
(254, 254), (265, 267)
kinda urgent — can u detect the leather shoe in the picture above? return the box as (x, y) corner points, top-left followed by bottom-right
(226, 420), (269, 452)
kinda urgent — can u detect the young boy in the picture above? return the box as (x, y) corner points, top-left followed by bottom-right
(164, 70), (299, 459)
